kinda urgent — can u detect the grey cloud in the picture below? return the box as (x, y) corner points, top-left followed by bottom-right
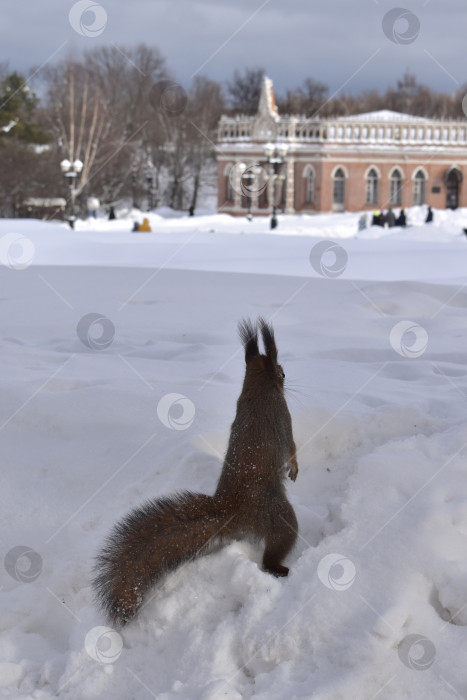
(1, 0), (466, 97)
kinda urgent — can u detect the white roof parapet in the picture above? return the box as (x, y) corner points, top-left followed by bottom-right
(335, 109), (433, 123)
(218, 80), (467, 146)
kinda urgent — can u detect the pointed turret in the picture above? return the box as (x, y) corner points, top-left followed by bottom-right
(252, 76), (279, 141)
(257, 76), (279, 119)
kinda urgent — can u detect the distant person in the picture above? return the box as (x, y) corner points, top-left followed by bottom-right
(108, 206), (116, 220)
(386, 207), (396, 228)
(358, 214), (367, 232)
(188, 205), (195, 217)
(132, 221), (140, 232)
(137, 217), (152, 232)
(87, 197), (100, 219)
(425, 206), (433, 223)
(372, 209), (384, 227)
(395, 208), (407, 227)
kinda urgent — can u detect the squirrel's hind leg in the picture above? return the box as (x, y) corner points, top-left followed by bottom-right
(262, 498), (298, 577)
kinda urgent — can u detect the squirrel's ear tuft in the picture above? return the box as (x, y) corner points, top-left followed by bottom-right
(238, 318), (259, 361)
(258, 317), (278, 363)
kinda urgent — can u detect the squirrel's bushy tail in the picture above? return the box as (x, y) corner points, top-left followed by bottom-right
(93, 491), (228, 626)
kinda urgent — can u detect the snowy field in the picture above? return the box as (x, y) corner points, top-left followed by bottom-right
(1, 206), (467, 699)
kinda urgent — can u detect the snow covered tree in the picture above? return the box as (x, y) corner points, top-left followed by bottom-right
(0, 70), (53, 216)
(0, 71), (48, 144)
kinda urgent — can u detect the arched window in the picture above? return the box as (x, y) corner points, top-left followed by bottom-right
(224, 164), (234, 202)
(303, 166), (315, 204)
(333, 167), (346, 207)
(413, 169), (426, 205)
(365, 168), (379, 205)
(390, 168), (403, 206)
(446, 167), (462, 210)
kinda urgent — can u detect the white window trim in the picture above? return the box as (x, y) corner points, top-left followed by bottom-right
(363, 165), (382, 180)
(411, 166), (429, 181)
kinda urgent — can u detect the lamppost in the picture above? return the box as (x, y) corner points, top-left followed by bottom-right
(60, 158), (83, 229)
(238, 162), (262, 221)
(243, 169), (254, 221)
(264, 143), (288, 229)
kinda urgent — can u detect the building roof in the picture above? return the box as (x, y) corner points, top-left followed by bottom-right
(24, 198), (66, 207)
(335, 109), (431, 123)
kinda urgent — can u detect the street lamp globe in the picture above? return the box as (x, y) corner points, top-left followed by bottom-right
(60, 159), (72, 174)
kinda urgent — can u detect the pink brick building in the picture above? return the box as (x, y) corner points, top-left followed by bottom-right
(217, 77), (467, 215)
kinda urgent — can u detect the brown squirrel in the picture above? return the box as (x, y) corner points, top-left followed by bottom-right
(93, 318), (298, 626)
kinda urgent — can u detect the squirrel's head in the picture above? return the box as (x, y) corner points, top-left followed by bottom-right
(238, 317), (285, 393)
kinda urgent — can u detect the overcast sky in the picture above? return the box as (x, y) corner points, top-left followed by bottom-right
(2, 0), (466, 99)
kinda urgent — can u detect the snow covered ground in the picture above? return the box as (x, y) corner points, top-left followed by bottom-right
(1, 206), (467, 699)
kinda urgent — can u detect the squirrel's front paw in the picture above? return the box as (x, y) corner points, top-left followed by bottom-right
(288, 455), (298, 481)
